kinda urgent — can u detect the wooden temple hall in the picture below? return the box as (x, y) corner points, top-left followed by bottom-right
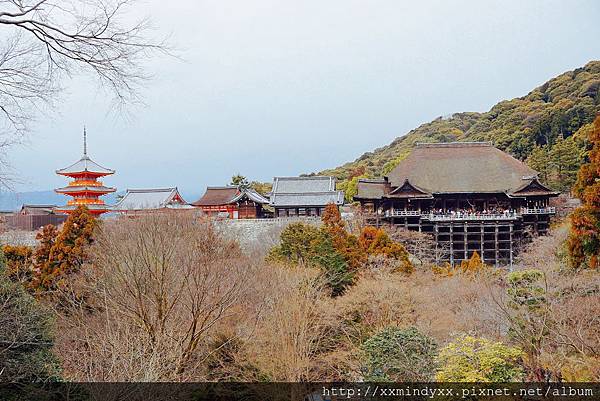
(355, 142), (558, 266)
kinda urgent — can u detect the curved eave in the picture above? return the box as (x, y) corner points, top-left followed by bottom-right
(388, 179), (432, 196)
(56, 170), (114, 178)
(231, 190), (270, 205)
(383, 194), (434, 199)
(56, 155), (115, 177)
(192, 201), (234, 207)
(353, 196), (383, 201)
(507, 191), (560, 198)
(114, 204), (196, 212)
(54, 204), (111, 214)
(55, 186), (116, 195)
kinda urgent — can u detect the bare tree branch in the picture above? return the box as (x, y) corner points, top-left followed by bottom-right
(0, 0), (167, 184)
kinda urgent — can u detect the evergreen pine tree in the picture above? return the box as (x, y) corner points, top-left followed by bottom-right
(526, 145), (550, 183)
(549, 136), (583, 191)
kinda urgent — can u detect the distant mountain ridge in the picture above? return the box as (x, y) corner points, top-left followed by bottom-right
(0, 190), (203, 211)
(0, 191), (122, 211)
(320, 61), (600, 192)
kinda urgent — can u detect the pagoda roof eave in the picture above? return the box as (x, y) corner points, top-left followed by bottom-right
(53, 204), (112, 213)
(55, 186), (116, 194)
(56, 171), (114, 178)
(56, 155), (115, 176)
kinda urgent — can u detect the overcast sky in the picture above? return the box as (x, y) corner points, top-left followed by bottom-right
(9, 0), (600, 199)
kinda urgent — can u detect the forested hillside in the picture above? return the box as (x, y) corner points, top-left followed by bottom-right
(320, 61), (600, 198)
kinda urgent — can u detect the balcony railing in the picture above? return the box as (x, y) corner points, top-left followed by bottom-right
(380, 207), (556, 221)
(521, 207), (556, 215)
(423, 213), (520, 222)
(384, 210), (422, 217)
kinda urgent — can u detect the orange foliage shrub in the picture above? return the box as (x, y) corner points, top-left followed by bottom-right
(33, 205), (97, 291)
(568, 115), (600, 269)
(321, 203), (366, 270)
(357, 226), (378, 249)
(34, 224), (59, 271)
(433, 251), (488, 277)
(358, 226), (413, 273)
(321, 204), (413, 274)
(462, 251), (486, 273)
(321, 203), (350, 249)
(2, 245), (34, 282)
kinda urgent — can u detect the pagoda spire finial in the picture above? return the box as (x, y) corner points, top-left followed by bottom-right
(83, 126), (87, 156)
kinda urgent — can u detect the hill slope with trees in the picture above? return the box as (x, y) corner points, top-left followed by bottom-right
(320, 61), (600, 198)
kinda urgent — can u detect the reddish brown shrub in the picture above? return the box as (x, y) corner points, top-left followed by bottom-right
(2, 245), (34, 282)
(568, 115), (600, 269)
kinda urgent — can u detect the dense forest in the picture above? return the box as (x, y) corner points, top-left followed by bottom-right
(321, 61), (600, 199)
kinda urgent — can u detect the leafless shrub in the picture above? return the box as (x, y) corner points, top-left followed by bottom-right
(494, 222), (600, 380)
(335, 271), (415, 338)
(336, 269), (505, 346)
(413, 270), (506, 341)
(387, 227), (449, 267)
(54, 214), (258, 381)
(537, 268), (600, 380)
(240, 264), (348, 381)
(343, 206), (368, 235)
(515, 223), (569, 270)
(362, 254), (407, 274)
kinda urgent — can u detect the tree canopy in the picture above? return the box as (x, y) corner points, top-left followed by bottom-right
(568, 115), (600, 269)
(436, 335), (524, 382)
(361, 326), (438, 381)
(320, 61), (600, 193)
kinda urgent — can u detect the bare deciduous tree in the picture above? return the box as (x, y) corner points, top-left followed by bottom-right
(388, 227), (449, 266)
(56, 214), (257, 381)
(0, 0), (165, 175)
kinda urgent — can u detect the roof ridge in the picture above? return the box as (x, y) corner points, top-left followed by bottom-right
(274, 191), (343, 195)
(127, 188), (176, 193)
(358, 178), (386, 183)
(56, 154), (115, 175)
(415, 141), (492, 148)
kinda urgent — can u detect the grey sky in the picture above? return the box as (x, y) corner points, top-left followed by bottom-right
(9, 0), (600, 199)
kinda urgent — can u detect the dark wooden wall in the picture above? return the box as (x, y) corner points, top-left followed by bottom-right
(5, 214), (67, 231)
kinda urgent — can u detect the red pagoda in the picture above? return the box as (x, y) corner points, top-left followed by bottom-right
(54, 128), (116, 215)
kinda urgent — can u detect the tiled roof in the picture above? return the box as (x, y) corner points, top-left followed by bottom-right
(192, 186), (270, 206)
(20, 204), (58, 215)
(355, 179), (387, 200)
(192, 186), (240, 206)
(270, 176), (344, 207)
(510, 179), (558, 197)
(55, 185), (116, 194)
(270, 192), (344, 207)
(272, 176), (336, 193)
(113, 188), (193, 211)
(231, 189), (270, 205)
(386, 142), (547, 195)
(56, 155), (115, 176)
